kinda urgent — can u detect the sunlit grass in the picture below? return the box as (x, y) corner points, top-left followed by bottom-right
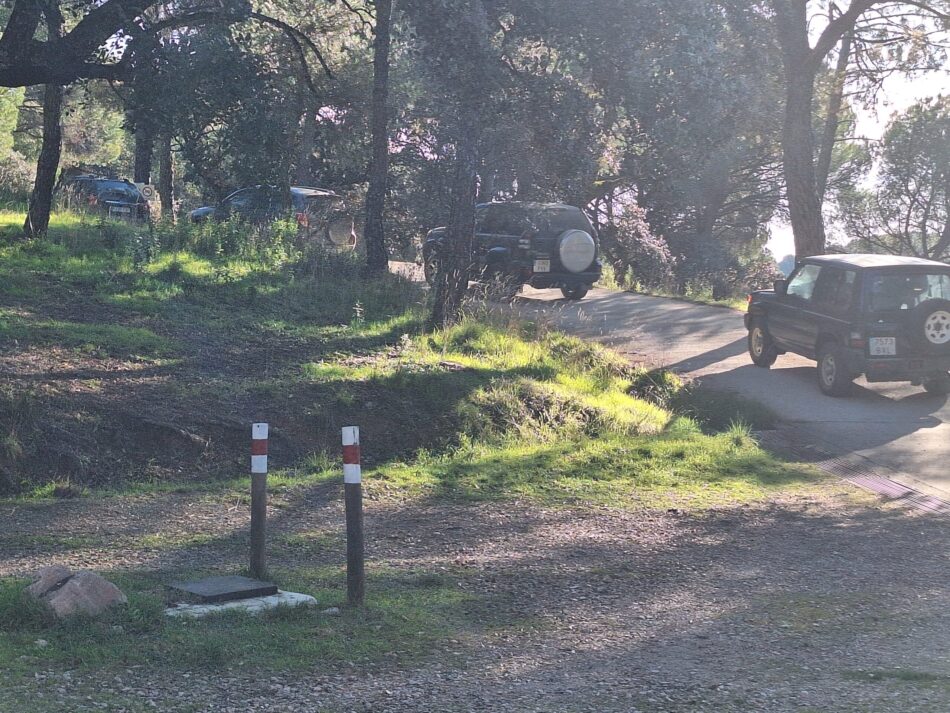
(0, 307), (173, 358)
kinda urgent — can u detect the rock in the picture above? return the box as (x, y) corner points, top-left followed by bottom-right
(43, 571), (128, 618)
(34, 639), (48, 648)
(27, 565), (73, 598)
(320, 607), (341, 616)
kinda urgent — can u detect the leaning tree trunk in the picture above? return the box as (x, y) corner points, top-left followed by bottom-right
(158, 133), (174, 218)
(363, 0), (394, 275)
(23, 82), (63, 239)
(427, 110), (479, 330)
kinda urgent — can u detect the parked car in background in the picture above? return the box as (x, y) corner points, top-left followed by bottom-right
(58, 175), (150, 223)
(422, 201), (602, 300)
(746, 254), (950, 396)
(189, 185), (357, 249)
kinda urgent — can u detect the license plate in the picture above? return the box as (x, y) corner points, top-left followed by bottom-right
(869, 337), (896, 356)
(110, 206), (131, 214)
(533, 259), (550, 273)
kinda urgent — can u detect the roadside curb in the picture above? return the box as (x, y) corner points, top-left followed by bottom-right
(757, 426), (950, 516)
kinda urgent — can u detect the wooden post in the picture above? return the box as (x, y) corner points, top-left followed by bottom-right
(250, 423), (268, 579)
(342, 426), (365, 606)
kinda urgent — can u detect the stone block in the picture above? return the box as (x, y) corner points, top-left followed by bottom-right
(43, 571), (128, 618)
(27, 565), (73, 598)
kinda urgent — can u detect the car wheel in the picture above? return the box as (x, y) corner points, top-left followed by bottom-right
(923, 373), (950, 396)
(816, 343), (853, 397)
(747, 319), (778, 368)
(561, 285), (589, 300)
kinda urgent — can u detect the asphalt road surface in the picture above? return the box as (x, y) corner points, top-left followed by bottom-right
(516, 286), (950, 499)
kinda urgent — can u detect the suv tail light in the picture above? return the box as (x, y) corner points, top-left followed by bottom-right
(848, 331), (866, 349)
(296, 212), (309, 228)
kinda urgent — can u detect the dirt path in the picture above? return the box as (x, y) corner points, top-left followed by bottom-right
(5, 480), (950, 712)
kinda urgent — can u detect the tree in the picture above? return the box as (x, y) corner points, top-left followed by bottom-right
(767, 0), (950, 258)
(363, 0), (394, 275)
(22, 0), (64, 239)
(839, 96), (950, 260)
(401, 0), (495, 329)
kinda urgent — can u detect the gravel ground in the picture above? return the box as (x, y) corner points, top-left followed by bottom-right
(4, 482), (950, 712)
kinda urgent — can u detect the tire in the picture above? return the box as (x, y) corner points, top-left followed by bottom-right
(909, 299), (950, 355)
(816, 342), (854, 397)
(561, 285), (589, 300)
(747, 319), (778, 368)
(923, 373), (950, 396)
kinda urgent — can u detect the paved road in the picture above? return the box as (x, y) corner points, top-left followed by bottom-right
(517, 286), (950, 499)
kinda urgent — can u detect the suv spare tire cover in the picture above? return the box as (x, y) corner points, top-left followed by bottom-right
(558, 230), (596, 273)
(910, 298), (950, 354)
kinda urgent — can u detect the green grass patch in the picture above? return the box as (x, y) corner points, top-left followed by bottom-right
(374, 425), (816, 508)
(0, 565), (479, 681)
(0, 307), (172, 358)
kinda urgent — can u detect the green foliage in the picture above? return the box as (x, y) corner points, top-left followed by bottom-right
(0, 87), (23, 158)
(839, 96), (950, 261)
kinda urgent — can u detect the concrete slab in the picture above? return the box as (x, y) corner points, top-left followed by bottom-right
(169, 575), (278, 604)
(164, 590), (317, 618)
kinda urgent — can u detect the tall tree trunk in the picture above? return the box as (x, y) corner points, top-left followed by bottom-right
(816, 32), (852, 204)
(363, 0), (394, 275)
(158, 132), (174, 217)
(782, 70), (825, 258)
(133, 118), (154, 184)
(295, 106), (317, 185)
(427, 110), (479, 330)
(23, 81), (63, 239)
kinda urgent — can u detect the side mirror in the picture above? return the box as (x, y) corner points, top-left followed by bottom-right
(773, 279), (788, 295)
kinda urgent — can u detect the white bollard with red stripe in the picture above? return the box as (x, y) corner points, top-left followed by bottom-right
(342, 426), (361, 483)
(250, 423), (268, 578)
(342, 426), (365, 605)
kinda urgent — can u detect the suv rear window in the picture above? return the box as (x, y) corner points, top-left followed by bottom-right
(479, 205), (593, 235)
(867, 272), (950, 313)
(77, 180), (142, 202)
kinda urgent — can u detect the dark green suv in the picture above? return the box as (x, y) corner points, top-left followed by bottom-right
(422, 202), (601, 300)
(746, 254), (950, 396)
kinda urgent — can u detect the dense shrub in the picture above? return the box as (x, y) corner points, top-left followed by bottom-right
(0, 153), (32, 205)
(599, 203), (675, 290)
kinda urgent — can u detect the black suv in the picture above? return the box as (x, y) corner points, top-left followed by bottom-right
(189, 186), (357, 248)
(746, 254), (950, 396)
(59, 176), (150, 223)
(422, 202), (601, 300)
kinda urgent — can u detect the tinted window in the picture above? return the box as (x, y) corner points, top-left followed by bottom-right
(867, 272), (950, 313)
(478, 205), (593, 235)
(813, 267), (857, 315)
(94, 181), (142, 201)
(225, 189), (258, 209)
(786, 264), (822, 301)
(293, 192), (340, 211)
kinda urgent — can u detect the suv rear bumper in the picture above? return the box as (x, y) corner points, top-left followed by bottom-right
(523, 266), (601, 290)
(846, 349), (950, 383)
